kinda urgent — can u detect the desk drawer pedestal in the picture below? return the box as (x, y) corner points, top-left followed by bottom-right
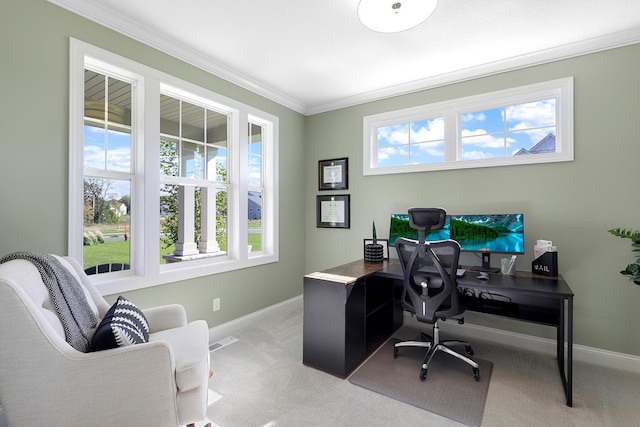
(303, 275), (401, 378)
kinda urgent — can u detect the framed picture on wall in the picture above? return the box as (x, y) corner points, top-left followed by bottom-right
(316, 195), (350, 228)
(318, 157), (348, 190)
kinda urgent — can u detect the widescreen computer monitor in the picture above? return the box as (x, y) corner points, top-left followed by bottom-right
(389, 213), (525, 272)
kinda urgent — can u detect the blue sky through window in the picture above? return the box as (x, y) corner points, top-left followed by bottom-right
(84, 124), (131, 199)
(461, 100), (556, 160)
(376, 118), (445, 167)
(84, 124), (131, 171)
(375, 100), (556, 166)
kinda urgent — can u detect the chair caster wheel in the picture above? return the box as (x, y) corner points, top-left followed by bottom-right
(473, 367), (480, 381)
(420, 368), (428, 381)
(393, 347), (399, 358)
(465, 345), (474, 356)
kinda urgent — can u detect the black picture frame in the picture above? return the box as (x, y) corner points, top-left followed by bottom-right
(316, 195), (350, 228)
(363, 239), (389, 259)
(318, 157), (348, 190)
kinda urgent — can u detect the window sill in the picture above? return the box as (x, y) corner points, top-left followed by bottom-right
(93, 253), (278, 297)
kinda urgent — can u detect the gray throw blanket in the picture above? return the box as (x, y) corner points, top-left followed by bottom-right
(0, 251), (98, 352)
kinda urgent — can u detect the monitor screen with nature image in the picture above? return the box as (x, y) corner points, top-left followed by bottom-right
(389, 213), (524, 254)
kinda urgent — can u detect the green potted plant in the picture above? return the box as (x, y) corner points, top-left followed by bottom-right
(364, 221), (384, 262)
(608, 228), (640, 285)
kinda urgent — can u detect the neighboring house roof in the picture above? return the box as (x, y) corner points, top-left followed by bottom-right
(514, 134), (556, 156)
(248, 191), (262, 219)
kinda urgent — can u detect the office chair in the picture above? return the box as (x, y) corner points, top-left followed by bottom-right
(393, 207), (480, 381)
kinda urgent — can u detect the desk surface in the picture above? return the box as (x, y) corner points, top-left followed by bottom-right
(378, 262), (574, 298)
(316, 259), (573, 298)
(317, 259), (394, 281)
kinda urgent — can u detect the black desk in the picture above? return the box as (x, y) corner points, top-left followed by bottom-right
(303, 259), (574, 406)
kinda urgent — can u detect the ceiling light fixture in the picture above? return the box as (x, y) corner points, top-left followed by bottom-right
(357, 0), (439, 33)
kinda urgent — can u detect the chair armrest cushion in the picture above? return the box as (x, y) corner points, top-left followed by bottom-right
(143, 304), (188, 333)
(149, 319), (210, 392)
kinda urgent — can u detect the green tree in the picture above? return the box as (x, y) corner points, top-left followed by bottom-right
(84, 178), (116, 224)
(215, 165), (228, 245)
(159, 139), (180, 249)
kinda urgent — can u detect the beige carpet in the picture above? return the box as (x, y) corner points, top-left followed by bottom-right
(205, 301), (640, 426)
(349, 339), (492, 427)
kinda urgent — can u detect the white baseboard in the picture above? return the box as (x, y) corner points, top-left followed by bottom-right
(207, 295), (640, 374)
(208, 295), (303, 343)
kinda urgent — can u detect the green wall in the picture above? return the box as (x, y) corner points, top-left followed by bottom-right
(305, 43), (640, 356)
(2, 1), (639, 357)
(0, 1), (306, 326)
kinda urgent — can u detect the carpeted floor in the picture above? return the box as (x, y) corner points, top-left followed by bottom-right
(205, 301), (640, 426)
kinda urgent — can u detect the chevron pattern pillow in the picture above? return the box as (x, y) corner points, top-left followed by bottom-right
(91, 296), (150, 351)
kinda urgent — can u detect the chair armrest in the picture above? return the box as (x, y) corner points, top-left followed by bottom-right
(2, 339), (180, 426)
(143, 304), (188, 333)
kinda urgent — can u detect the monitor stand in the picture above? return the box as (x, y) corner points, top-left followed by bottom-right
(470, 251), (500, 273)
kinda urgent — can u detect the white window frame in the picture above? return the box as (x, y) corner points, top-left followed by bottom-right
(69, 39), (279, 295)
(363, 77), (574, 175)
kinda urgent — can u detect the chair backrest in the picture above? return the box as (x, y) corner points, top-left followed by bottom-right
(407, 207), (447, 243)
(396, 236), (463, 324)
(0, 255), (110, 343)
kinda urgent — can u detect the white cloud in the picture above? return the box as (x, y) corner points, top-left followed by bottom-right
(414, 140), (444, 157)
(412, 118), (444, 142)
(461, 129), (503, 148)
(377, 124), (408, 146)
(462, 112), (486, 122)
(461, 150), (493, 160)
(512, 127), (554, 144)
(377, 145), (406, 161)
(106, 149), (131, 171)
(83, 145), (105, 169)
(378, 118), (444, 146)
(83, 144), (131, 171)
(506, 100), (555, 128)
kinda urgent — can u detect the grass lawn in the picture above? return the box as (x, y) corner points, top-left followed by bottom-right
(83, 241), (130, 268)
(83, 234), (263, 269)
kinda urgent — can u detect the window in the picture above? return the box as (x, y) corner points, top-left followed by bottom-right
(69, 39), (279, 294)
(247, 121), (265, 253)
(158, 91), (230, 262)
(364, 78), (573, 175)
(82, 70), (133, 269)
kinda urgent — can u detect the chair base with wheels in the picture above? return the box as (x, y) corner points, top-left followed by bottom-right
(394, 318), (480, 381)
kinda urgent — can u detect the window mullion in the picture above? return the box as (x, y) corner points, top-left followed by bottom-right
(445, 109), (458, 162)
(235, 111), (249, 260)
(141, 77), (160, 277)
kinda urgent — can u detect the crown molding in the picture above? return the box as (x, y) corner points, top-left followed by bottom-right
(48, 0), (307, 114)
(49, 1), (640, 116)
(306, 27), (640, 115)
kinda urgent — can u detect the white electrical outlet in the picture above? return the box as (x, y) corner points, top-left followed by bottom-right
(213, 298), (221, 312)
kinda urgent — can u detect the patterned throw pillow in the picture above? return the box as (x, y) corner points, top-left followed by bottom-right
(90, 296), (150, 351)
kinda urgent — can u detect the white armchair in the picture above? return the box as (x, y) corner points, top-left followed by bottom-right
(0, 255), (210, 427)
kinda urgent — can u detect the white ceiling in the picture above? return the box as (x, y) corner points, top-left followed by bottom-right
(50, 0), (640, 115)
